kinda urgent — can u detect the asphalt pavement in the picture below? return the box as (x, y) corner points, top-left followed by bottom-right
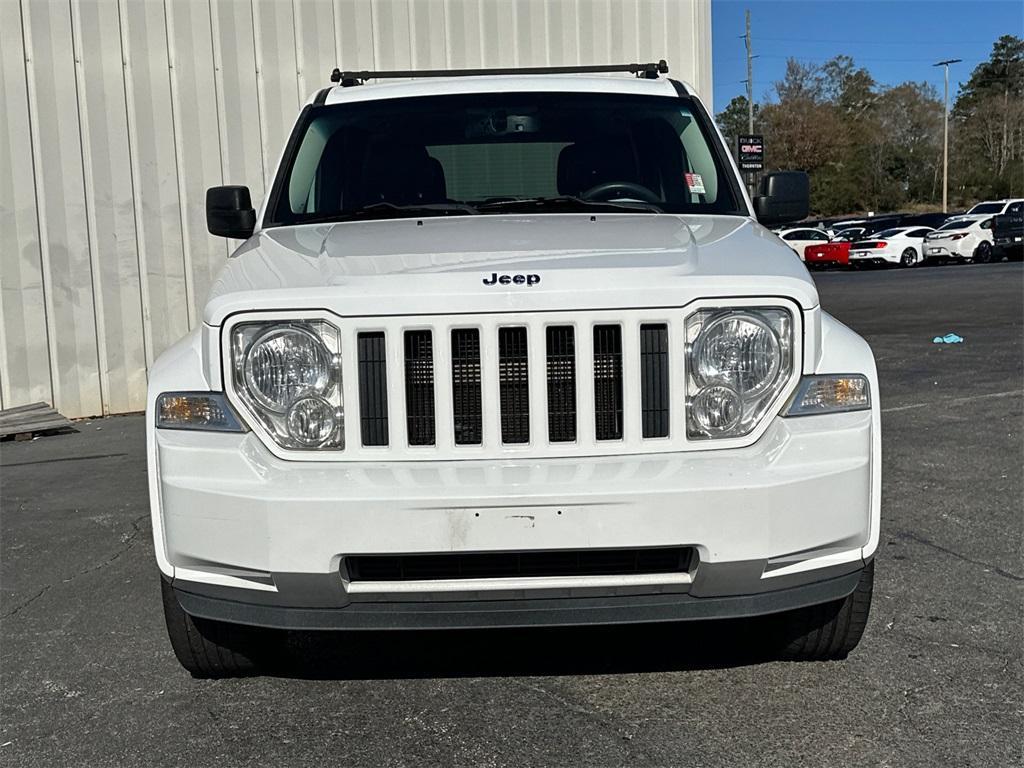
(2, 262), (1021, 767)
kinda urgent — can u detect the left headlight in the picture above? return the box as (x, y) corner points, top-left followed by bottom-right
(231, 320), (344, 449)
(685, 308), (793, 439)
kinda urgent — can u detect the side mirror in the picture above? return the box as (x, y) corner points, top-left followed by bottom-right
(754, 172), (810, 227)
(206, 186), (256, 239)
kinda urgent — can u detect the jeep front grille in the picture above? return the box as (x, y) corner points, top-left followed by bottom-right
(354, 317), (679, 453)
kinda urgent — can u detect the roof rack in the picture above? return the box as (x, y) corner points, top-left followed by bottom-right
(329, 60), (668, 87)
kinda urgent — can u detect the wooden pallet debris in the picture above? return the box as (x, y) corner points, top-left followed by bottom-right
(0, 402), (77, 441)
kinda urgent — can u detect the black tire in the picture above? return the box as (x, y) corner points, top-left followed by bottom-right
(161, 576), (279, 678)
(899, 248), (917, 268)
(973, 241), (993, 264)
(769, 560), (874, 661)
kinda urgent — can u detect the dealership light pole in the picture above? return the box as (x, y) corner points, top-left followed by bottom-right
(934, 58), (961, 213)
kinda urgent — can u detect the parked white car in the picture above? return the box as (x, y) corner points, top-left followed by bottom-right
(847, 226), (935, 267)
(775, 227), (830, 260)
(963, 199), (1024, 218)
(148, 62), (880, 676)
(923, 217), (995, 263)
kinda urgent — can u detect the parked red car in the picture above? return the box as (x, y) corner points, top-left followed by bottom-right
(804, 241), (850, 268)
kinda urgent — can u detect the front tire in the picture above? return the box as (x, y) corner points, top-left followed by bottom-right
(161, 577), (279, 677)
(769, 560), (874, 661)
(899, 248), (918, 268)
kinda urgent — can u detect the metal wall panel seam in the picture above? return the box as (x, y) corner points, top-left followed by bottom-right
(69, 0), (111, 414)
(290, 0), (304, 104)
(331, 0), (343, 67)
(116, 0), (154, 370)
(441, 0), (450, 68)
(18, 0), (59, 410)
(207, 0), (230, 260)
(161, 0), (195, 332)
(249, 0), (269, 189)
(0, 271), (7, 409)
(369, 0), (380, 70)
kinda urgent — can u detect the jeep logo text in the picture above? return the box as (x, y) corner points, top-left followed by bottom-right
(482, 272), (541, 286)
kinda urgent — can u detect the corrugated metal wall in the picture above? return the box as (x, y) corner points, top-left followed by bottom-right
(1, 0), (712, 418)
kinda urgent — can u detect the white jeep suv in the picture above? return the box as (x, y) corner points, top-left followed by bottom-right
(148, 62), (880, 676)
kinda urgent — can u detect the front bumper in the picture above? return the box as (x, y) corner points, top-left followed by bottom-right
(169, 569), (865, 630)
(152, 409), (877, 628)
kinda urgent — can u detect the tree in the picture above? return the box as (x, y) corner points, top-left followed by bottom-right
(715, 95), (759, 157)
(950, 35), (1024, 201)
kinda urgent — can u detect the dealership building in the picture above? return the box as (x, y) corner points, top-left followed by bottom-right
(1, 0), (712, 418)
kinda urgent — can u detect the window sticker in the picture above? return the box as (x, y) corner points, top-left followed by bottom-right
(685, 172), (706, 195)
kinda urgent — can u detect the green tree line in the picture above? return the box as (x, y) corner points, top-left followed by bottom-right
(716, 36), (1024, 217)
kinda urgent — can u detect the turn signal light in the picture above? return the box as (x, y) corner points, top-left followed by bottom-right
(785, 375), (870, 416)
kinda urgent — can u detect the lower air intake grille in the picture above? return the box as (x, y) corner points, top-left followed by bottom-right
(357, 332), (389, 446)
(404, 330), (435, 445)
(498, 327), (530, 444)
(451, 328), (482, 445)
(593, 324), (624, 440)
(640, 324), (670, 438)
(346, 547), (694, 581)
(546, 326), (577, 442)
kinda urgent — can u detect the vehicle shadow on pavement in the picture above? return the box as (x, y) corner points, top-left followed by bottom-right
(265, 618), (780, 680)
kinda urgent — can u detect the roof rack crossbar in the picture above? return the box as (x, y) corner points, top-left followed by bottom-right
(329, 60), (668, 86)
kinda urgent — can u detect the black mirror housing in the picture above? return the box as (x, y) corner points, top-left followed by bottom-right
(754, 172), (810, 227)
(206, 185), (256, 239)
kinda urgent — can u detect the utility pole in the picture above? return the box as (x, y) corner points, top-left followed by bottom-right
(745, 10), (754, 196)
(745, 10), (753, 135)
(933, 58), (961, 213)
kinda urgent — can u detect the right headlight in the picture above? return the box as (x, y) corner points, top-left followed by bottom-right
(231, 321), (344, 449)
(685, 308), (793, 439)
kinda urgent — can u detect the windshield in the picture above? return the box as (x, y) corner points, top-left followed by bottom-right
(266, 92), (743, 225)
(966, 202), (1004, 214)
(937, 220), (969, 231)
(874, 228), (905, 238)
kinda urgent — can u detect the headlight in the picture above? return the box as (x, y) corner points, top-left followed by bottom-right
(243, 325), (333, 412)
(231, 321), (344, 449)
(685, 308), (793, 439)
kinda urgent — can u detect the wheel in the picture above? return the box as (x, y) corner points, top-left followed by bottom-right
(769, 559), (874, 661)
(973, 241), (993, 264)
(161, 576), (279, 677)
(899, 248), (918, 268)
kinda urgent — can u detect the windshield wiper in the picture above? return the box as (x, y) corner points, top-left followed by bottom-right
(476, 196), (661, 214)
(299, 202), (478, 224)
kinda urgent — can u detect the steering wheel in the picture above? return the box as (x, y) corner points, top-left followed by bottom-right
(580, 181), (661, 204)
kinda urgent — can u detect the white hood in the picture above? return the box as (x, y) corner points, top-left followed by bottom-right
(204, 214), (818, 325)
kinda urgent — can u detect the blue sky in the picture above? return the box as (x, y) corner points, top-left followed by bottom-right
(711, 0), (1024, 113)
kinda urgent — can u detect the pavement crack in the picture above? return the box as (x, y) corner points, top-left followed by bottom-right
(0, 513), (149, 620)
(895, 531), (1024, 582)
(510, 680), (656, 761)
(1, 584), (52, 619)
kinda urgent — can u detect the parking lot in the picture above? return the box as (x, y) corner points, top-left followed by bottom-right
(1, 262), (1021, 767)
